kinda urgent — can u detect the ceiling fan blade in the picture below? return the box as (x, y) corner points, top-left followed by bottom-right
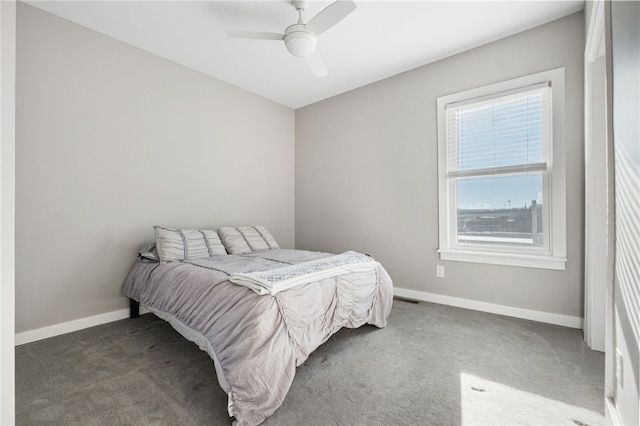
(227, 31), (284, 40)
(305, 51), (328, 78)
(306, 0), (356, 36)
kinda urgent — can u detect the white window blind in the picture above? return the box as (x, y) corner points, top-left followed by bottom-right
(445, 83), (551, 178)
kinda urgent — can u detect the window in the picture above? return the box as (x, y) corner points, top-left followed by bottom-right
(437, 68), (566, 270)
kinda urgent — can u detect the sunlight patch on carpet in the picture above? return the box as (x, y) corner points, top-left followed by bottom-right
(459, 372), (605, 426)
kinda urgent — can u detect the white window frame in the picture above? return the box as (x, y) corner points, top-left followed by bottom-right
(437, 68), (567, 270)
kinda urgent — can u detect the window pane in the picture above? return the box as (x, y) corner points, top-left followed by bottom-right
(456, 173), (543, 247)
(447, 87), (550, 173)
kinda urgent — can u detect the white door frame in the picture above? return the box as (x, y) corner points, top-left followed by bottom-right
(584, 0), (610, 354)
(584, 0), (619, 422)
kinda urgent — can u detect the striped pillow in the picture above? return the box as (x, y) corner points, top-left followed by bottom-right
(218, 226), (280, 255)
(154, 226), (227, 262)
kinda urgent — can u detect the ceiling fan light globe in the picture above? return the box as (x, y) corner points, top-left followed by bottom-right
(284, 29), (317, 57)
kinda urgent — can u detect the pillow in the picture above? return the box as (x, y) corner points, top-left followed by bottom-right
(138, 243), (159, 263)
(154, 226), (227, 262)
(218, 226), (280, 255)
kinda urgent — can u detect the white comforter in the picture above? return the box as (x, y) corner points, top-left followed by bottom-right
(230, 251), (378, 295)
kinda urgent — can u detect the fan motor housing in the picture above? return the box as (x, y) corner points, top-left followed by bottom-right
(292, 0), (309, 11)
(284, 24), (317, 57)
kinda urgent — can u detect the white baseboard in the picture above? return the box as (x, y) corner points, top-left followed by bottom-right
(15, 306), (149, 346)
(393, 287), (583, 329)
(16, 289), (582, 345)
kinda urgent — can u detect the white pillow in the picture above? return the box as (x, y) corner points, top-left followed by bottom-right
(218, 226), (279, 255)
(154, 226), (227, 262)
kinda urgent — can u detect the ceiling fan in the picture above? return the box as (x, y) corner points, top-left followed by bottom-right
(227, 0), (357, 78)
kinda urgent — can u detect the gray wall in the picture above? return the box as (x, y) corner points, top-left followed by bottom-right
(15, 4), (295, 333)
(296, 12), (585, 318)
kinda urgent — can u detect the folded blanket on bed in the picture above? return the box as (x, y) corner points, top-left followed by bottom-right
(230, 251), (378, 295)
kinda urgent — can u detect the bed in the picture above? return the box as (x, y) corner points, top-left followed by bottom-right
(121, 225), (393, 426)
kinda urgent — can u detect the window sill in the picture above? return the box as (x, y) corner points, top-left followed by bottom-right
(438, 249), (567, 270)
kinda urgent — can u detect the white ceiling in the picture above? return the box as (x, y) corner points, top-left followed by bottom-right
(28, 0), (584, 109)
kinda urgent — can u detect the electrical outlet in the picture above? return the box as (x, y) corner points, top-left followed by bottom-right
(616, 347), (624, 388)
(436, 265), (445, 278)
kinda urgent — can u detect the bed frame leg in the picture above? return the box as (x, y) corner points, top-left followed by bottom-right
(130, 299), (140, 319)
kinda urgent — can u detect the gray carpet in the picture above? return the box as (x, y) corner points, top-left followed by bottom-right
(16, 300), (605, 425)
